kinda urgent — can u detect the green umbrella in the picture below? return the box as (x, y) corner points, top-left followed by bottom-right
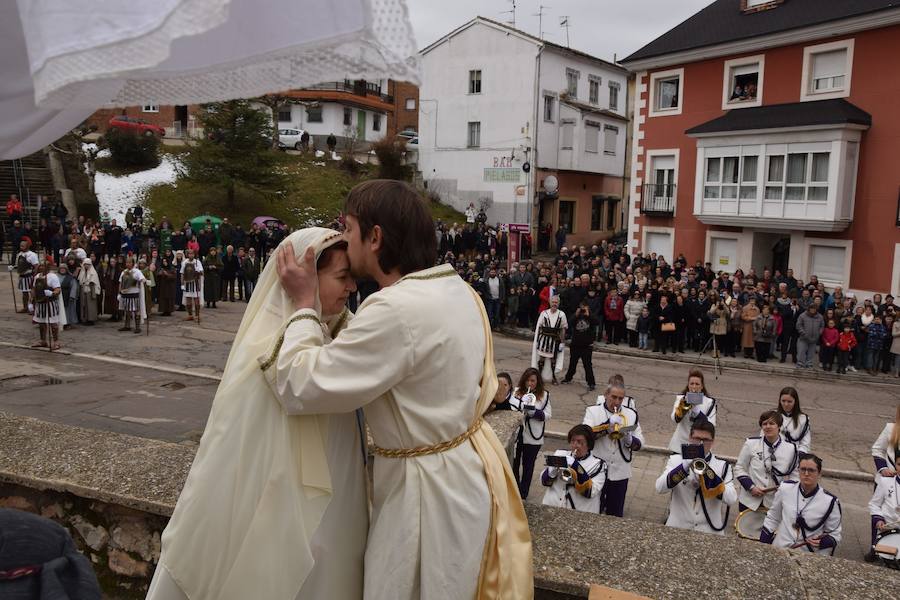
(190, 215), (223, 246)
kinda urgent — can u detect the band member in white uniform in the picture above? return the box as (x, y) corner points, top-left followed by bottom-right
(180, 249), (204, 322)
(668, 369), (717, 452)
(872, 405), (899, 478)
(583, 378), (642, 517)
(30, 260), (64, 349)
(510, 367), (551, 500)
(531, 296), (567, 385)
(11, 240), (38, 314)
(117, 257), (146, 334)
(761, 453), (842, 556)
(594, 374), (636, 411)
(866, 471), (900, 562)
(735, 410), (799, 512)
(656, 420), (736, 535)
(775, 387), (811, 453)
(541, 425), (607, 513)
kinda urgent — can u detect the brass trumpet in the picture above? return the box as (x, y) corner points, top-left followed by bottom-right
(691, 458), (708, 476)
(560, 468), (573, 484)
(608, 412), (627, 441)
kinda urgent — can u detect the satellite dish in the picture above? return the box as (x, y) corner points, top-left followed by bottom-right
(544, 175), (559, 194)
(522, 161), (531, 173)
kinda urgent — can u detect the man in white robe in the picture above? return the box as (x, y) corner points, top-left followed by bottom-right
(269, 180), (532, 600)
(532, 296), (567, 384)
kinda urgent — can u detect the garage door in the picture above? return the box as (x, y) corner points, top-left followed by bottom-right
(645, 231), (673, 261)
(710, 237), (737, 273)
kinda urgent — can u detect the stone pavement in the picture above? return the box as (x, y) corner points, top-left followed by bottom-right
(526, 437), (877, 563)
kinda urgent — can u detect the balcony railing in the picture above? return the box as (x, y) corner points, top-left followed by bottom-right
(641, 183), (676, 216)
(302, 80), (394, 104)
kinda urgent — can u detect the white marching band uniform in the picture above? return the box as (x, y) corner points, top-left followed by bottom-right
(31, 271), (65, 326)
(541, 449), (607, 513)
(14, 249), (38, 293)
(180, 258), (204, 298)
(531, 308), (567, 382)
(778, 412), (812, 454)
(668, 394), (717, 453)
(872, 422), (897, 476)
(761, 480), (842, 555)
(582, 402), (643, 484)
(510, 390), (551, 447)
(735, 436), (799, 511)
(117, 266), (147, 319)
(655, 452), (737, 535)
(869, 475), (900, 531)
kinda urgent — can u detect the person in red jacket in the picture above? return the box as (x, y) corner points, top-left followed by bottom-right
(6, 194), (23, 222)
(538, 276), (558, 313)
(820, 319), (840, 372)
(836, 322), (858, 375)
(604, 287), (626, 345)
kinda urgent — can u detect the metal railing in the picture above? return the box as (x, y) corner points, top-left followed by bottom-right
(641, 183), (676, 216)
(302, 80), (394, 104)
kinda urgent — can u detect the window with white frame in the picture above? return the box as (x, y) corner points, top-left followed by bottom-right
(609, 82), (620, 110)
(566, 68), (579, 98)
(588, 76), (601, 105)
(603, 125), (618, 155)
(405, 98), (416, 110)
(649, 69), (683, 116)
(765, 152), (829, 202)
(277, 107), (292, 122)
(467, 121), (481, 148)
(704, 155), (759, 203)
(801, 39), (853, 101)
(543, 95), (555, 122)
(808, 244), (846, 284)
(469, 70), (482, 94)
(306, 106), (323, 122)
(142, 105), (159, 113)
(585, 122), (600, 153)
(723, 56), (763, 108)
(561, 120), (575, 150)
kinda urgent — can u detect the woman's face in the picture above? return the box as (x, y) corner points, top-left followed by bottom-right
(687, 376), (703, 393)
(494, 378), (510, 402)
(780, 394), (795, 413)
(317, 248), (356, 316)
(525, 374), (538, 391)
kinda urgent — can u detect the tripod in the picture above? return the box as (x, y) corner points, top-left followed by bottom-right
(698, 332), (723, 378)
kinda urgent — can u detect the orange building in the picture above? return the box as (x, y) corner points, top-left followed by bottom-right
(622, 0), (900, 296)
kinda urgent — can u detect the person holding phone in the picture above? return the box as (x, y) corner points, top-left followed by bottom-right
(668, 369), (717, 452)
(541, 425), (607, 513)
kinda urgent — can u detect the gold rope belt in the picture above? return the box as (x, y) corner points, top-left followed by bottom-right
(372, 417), (484, 458)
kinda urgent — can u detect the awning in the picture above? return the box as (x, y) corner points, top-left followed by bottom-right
(1, 0), (419, 159)
(686, 98), (871, 136)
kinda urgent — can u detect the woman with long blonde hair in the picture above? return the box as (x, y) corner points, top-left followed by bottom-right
(872, 404), (900, 477)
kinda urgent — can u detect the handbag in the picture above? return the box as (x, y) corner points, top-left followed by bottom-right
(661, 322), (676, 332)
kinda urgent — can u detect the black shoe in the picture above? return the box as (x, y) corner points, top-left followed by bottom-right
(864, 549), (877, 563)
(118, 326), (130, 332)
(587, 385), (595, 391)
(561, 379), (572, 385)
(134, 328), (141, 334)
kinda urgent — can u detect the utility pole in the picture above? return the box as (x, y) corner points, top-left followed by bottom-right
(500, 0), (517, 28)
(534, 4), (550, 40)
(559, 16), (570, 47)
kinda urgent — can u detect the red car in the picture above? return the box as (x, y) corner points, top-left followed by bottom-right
(108, 115), (165, 137)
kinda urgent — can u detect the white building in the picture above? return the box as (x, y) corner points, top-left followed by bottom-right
(418, 17), (630, 246)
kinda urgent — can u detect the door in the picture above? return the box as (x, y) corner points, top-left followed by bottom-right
(772, 237), (791, 274)
(558, 200), (576, 236)
(645, 231), (673, 261)
(357, 110), (366, 141)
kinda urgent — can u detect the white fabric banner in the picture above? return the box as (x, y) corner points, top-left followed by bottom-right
(1, 0), (420, 158)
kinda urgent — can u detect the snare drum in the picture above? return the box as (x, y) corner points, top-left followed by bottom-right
(734, 508), (767, 540)
(873, 528), (900, 569)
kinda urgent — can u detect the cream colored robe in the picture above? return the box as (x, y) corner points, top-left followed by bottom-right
(263, 264), (501, 600)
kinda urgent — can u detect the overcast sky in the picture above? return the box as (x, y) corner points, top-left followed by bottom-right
(406, 0), (715, 62)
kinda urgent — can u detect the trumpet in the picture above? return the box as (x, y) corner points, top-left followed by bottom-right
(560, 468), (573, 484)
(690, 458), (708, 476)
(608, 412), (627, 440)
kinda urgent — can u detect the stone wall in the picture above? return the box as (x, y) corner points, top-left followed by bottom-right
(2, 410), (899, 599)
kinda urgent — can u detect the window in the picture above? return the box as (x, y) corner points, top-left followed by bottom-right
(405, 98), (416, 110)
(306, 106), (323, 122)
(343, 107), (352, 126)
(561, 120), (575, 150)
(603, 125), (618, 155)
(609, 82), (620, 110)
(469, 70), (482, 94)
(585, 122), (600, 153)
(722, 55), (764, 109)
(372, 114), (381, 132)
(704, 155), (758, 203)
(588, 76), (601, 105)
(801, 39), (853, 101)
(142, 105), (159, 113)
(765, 152), (829, 202)
(808, 244), (846, 285)
(467, 121), (481, 148)
(566, 68), (579, 98)
(277, 107), (292, 122)
(591, 197), (604, 230)
(543, 95), (555, 122)
(607, 198), (618, 230)
(649, 68), (684, 116)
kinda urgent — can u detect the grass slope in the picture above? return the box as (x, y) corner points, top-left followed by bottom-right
(144, 151), (464, 227)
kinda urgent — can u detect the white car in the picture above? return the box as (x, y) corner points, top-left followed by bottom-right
(278, 128), (306, 150)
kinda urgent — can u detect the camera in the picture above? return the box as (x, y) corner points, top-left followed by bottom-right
(685, 392), (704, 406)
(545, 454), (568, 468)
(681, 443), (705, 460)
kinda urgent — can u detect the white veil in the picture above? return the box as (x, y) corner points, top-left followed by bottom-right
(156, 227), (349, 600)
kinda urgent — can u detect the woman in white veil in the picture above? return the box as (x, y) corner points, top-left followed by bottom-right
(147, 227), (368, 600)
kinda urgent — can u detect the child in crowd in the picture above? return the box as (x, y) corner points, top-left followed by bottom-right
(866, 315), (888, 375)
(820, 319), (839, 372)
(637, 306), (651, 350)
(506, 285), (519, 326)
(836, 322), (857, 375)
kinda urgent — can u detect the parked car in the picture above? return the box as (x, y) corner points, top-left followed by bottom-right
(108, 115), (165, 137)
(278, 128), (306, 150)
(396, 129), (417, 140)
(407, 137), (418, 145)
